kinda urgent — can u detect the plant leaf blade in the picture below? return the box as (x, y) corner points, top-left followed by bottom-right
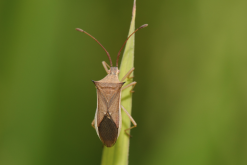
(101, 0), (136, 165)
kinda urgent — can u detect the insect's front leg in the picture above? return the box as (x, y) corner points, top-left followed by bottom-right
(121, 105), (137, 137)
(121, 67), (137, 93)
(121, 67), (135, 82)
(102, 61), (110, 74)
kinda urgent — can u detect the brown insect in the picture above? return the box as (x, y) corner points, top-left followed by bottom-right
(76, 24), (148, 147)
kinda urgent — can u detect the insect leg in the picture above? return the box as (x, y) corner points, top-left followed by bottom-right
(91, 119), (95, 129)
(121, 105), (137, 137)
(102, 61), (110, 74)
(121, 81), (137, 93)
(120, 67), (135, 82)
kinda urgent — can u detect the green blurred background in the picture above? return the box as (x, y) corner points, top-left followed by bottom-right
(1, 0), (247, 164)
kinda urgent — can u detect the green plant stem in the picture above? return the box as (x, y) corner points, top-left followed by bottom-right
(100, 0), (136, 165)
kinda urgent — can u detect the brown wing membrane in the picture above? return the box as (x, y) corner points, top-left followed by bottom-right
(98, 113), (118, 147)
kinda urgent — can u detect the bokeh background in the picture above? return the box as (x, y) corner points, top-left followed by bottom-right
(1, 0), (247, 165)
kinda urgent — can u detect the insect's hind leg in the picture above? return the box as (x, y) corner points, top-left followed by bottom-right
(102, 61), (110, 74)
(91, 119), (95, 129)
(121, 105), (137, 137)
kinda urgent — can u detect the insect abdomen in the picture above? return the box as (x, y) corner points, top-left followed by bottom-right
(98, 114), (118, 147)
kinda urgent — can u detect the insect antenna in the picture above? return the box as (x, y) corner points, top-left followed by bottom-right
(116, 24), (148, 67)
(76, 28), (113, 66)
